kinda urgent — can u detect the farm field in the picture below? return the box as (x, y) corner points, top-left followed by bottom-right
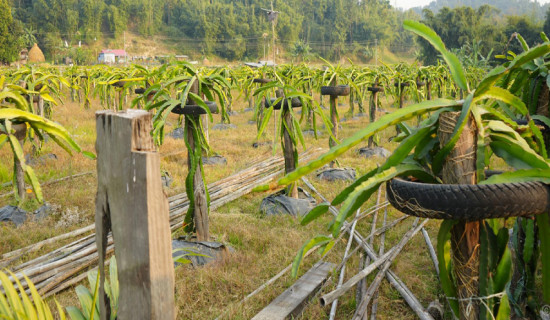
(2, 21), (550, 319)
(0, 68), (448, 319)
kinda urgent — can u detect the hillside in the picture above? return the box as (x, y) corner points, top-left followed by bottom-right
(411, 0), (549, 20)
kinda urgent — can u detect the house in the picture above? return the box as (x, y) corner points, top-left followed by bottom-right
(98, 49), (127, 64)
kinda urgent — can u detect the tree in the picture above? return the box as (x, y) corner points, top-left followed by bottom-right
(0, 0), (23, 64)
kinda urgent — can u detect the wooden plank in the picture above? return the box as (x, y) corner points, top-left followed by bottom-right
(252, 261), (334, 320)
(95, 110), (175, 320)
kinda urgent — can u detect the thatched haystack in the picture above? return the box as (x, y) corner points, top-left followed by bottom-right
(28, 43), (45, 63)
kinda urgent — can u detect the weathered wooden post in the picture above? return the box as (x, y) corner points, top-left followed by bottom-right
(171, 80), (218, 241)
(367, 80), (383, 148)
(329, 77), (338, 155)
(267, 93), (302, 199)
(95, 109), (175, 320)
(438, 111), (479, 320)
(321, 80), (350, 168)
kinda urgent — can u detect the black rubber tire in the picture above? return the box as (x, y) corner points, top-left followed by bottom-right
(253, 78), (272, 84)
(321, 85), (350, 97)
(171, 101), (218, 115)
(264, 97), (302, 110)
(393, 82), (410, 88)
(134, 88), (146, 94)
(386, 177), (550, 220)
(112, 81), (126, 88)
(515, 118), (550, 132)
(367, 86), (384, 93)
(416, 81), (425, 87)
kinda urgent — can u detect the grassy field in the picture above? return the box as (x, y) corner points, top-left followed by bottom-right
(0, 91), (444, 319)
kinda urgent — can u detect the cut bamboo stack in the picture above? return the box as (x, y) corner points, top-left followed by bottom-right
(1, 149), (322, 298)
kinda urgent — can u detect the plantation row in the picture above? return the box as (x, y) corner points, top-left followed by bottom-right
(3, 21), (550, 319)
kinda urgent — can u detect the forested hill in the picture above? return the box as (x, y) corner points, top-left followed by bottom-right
(3, 0), (417, 63)
(411, 0), (549, 20)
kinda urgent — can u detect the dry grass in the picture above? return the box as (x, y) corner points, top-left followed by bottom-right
(0, 92), (444, 319)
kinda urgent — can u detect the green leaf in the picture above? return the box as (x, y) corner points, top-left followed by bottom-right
(474, 87), (527, 115)
(437, 220), (459, 317)
(537, 212), (550, 303)
(404, 20), (468, 92)
(480, 169), (550, 184)
(82, 151), (96, 160)
(493, 247), (512, 293)
(66, 307), (86, 320)
(495, 294), (511, 320)
(291, 235), (331, 277)
(301, 203), (330, 225)
(490, 140), (549, 170)
(75, 285), (93, 317)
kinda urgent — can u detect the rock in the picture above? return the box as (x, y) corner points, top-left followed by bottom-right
(243, 108), (254, 113)
(212, 123), (237, 131)
(168, 127), (185, 139)
(248, 120), (256, 125)
(202, 155), (227, 165)
(0, 205), (27, 227)
(227, 111), (239, 116)
(260, 188), (316, 217)
(356, 112), (367, 117)
(172, 239), (233, 267)
(317, 167), (356, 182)
(358, 147), (391, 158)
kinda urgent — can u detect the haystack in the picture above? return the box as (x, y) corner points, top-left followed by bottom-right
(28, 43), (45, 63)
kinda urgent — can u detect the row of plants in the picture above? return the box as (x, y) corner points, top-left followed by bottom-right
(248, 21), (550, 319)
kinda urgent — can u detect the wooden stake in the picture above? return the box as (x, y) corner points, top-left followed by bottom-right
(282, 106), (298, 198)
(329, 78), (338, 168)
(95, 110), (175, 320)
(439, 111), (479, 320)
(186, 80), (209, 241)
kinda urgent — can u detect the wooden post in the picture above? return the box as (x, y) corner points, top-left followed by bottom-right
(95, 110), (175, 320)
(426, 81), (432, 101)
(438, 111), (479, 320)
(368, 80), (380, 148)
(329, 77), (338, 168)
(282, 105), (298, 198)
(186, 80), (209, 241)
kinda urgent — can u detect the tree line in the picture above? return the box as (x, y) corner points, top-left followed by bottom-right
(1, 0), (550, 65)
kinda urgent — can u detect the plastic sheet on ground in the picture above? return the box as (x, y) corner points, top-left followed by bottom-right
(317, 167), (356, 182)
(260, 188), (316, 217)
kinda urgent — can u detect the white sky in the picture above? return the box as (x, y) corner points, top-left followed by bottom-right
(393, 0), (550, 10)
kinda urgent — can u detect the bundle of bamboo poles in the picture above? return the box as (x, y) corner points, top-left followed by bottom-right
(1, 148), (322, 298)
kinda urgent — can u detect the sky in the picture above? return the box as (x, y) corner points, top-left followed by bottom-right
(393, 0), (550, 10)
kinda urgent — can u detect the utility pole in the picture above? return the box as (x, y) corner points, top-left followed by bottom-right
(261, 2), (279, 65)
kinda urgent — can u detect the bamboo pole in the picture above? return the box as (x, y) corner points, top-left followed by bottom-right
(370, 192), (389, 319)
(2, 150), (323, 297)
(353, 219), (426, 320)
(301, 177), (434, 320)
